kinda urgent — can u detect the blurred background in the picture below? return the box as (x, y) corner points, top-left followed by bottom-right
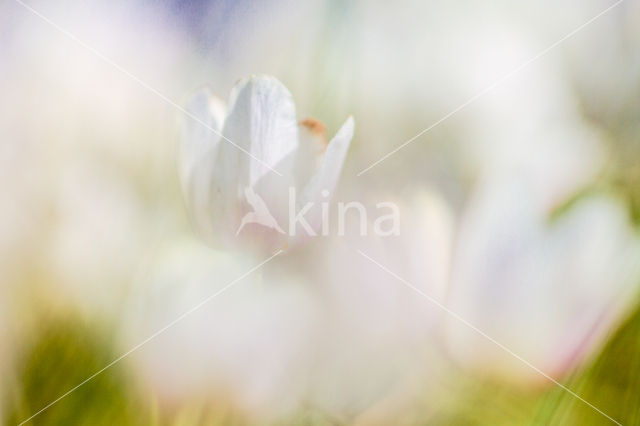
(2, 0), (640, 424)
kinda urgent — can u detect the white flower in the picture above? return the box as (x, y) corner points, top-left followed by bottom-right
(442, 87), (640, 382)
(121, 238), (316, 418)
(307, 189), (454, 416)
(179, 75), (354, 252)
(446, 182), (640, 382)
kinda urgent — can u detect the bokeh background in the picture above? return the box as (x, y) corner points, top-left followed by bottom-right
(2, 0), (640, 424)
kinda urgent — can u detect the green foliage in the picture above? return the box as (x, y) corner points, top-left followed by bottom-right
(532, 302), (640, 425)
(421, 372), (541, 425)
(6, 303), (640, 426)
(7, 316), (149, 426)
(405, 304), (640, 426)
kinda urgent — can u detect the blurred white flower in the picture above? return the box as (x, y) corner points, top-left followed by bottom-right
(446, 182), (640, 382)
(179, 75), (354, 253)
(122, 238), (317, 419)
(307, 189), (454, 417)
(439, 46), (640, 380)
(120, 186), (455, 422)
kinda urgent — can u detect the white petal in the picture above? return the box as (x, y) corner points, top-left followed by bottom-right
(299, 116), (354, 205)
(286, 117), (353, 243)
(294, 118), (327, 186)
(179, 88), (226, 239)
(251, 118), (328, 232)
(220, 76), (299, 188)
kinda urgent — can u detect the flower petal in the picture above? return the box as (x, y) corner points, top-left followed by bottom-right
(179, 88), (226, 239)
(287, 116), (354, 242)
(220, 76), (299, 188)
(299, 116), (354, 205)
(294, 118), (328, 187)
